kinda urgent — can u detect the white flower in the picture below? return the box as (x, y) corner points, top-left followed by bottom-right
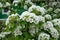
(43, 21), (53, 31)
(28, 5), (46, 15)
(1, 32), (11, 35)
(0, 2), (3, 7)
(0, 32), (11, 39)
(38, 32), (50, 40)
(14, 26), (22, 37)
(43, 21), (59, 39)
(50, 28), (59, 39)
(52, 19), (60, 28)
(20, 11), (36, 23)
(20, 11), (45, 24)
(29, 25), (38, 36)
(24, 5), (28, 10)
(34, 16), (45, 24)
(5, 13), (19, 25)
(25, 0), (34, 5)
(28, 5), (40, 12)
(44, 14), (52, 20)
(0, 34), (5, 38)
(39, 7), (46, 15)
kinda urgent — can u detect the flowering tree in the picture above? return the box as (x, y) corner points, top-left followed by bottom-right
(0, 0), (60, 40)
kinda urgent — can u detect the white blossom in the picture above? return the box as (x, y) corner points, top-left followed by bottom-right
(25, 0), (34, 5)
(20, 11), (45, 24)
(20, 11), (36, 23)
(1, 32), (11, 35)
(14, 26), (22, 37)
(38, 32), (50, 40)
(5, 13), (19, 25)
(44, 14), (52, 20)
(34, 16), (45, 24)
(50, 28), (59, 39)
(0, 32), (11, 39)
(52, 19), (60, 28)
(43, 21), (59, 39)
(29, 24), (38, 36)
(43, 21), (53, 31)
(28, 5), (46, 15)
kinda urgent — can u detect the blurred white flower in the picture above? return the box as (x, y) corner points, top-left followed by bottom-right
(1, 32), (11, 35)
(43, 21), (59, 39)
(5, 13), (19, 25)
(0, 2), (3, 7)
(25, 0), (34, 5)
(20, 11), (45, 24)
(52, 19), (60, 28)
(43, 21), (53, 31)
(38, 32), (50, 40)
(50, 28), (59, 39)
(14, 26), (22, 37)
(0, 32), (11, 39)
(20, 11), (36, 23)
(29, 25), (38, 36)
(34, 16), (45, 24)
(28, 5), (46, 15)
(44, 14), (52, 20)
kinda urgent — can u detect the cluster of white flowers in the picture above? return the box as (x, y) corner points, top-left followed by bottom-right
(25, 0), (34, 5)
(5, 13), (19, 25)
(24, 0), (34, 10)
(43, 21), (59, 39)
(0, 32), (11, 39)
(44, 14), (52, 20)
(29, 24), (39, 36)
(20, 11), (45, 24)
(38, 32), (50, 40)
(52, 19), (60, 28)
(14, 26), (22, 37)
(50, 28), (59, 39)
(4, 2), (60, 40)
(43, 21), (53, 31)
(28, 5), (46, 15)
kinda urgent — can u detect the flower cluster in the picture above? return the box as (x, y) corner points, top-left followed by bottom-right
(20, 11), (45, 24)
(28, 5), (46, 15)
(43, 21), (59, 39)
(4, 4), (60, 40)
(38, 32), (50, 40)
(0, 0), (60, 40)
